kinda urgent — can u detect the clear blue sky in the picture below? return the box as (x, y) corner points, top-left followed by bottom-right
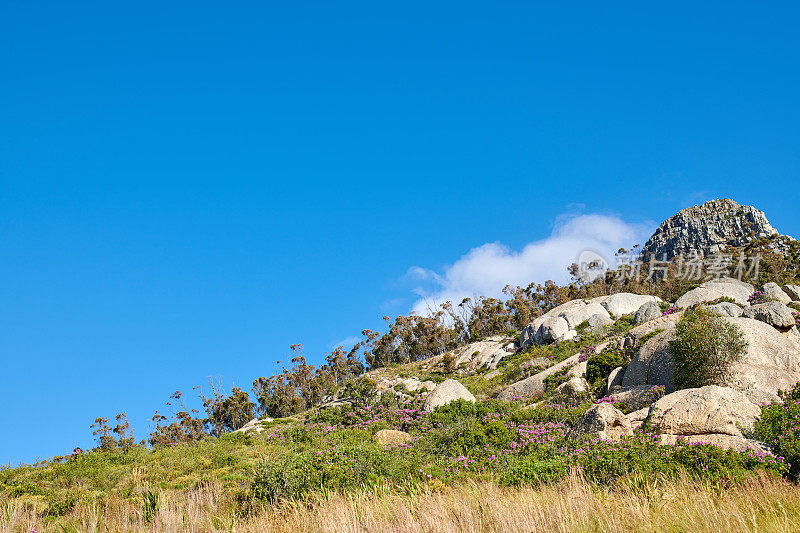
(2, 2), (799, 464)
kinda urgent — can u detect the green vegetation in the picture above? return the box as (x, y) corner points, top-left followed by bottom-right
(669, 307), (748, 389)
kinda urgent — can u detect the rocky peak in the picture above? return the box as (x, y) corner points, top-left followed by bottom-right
(640, 199), (790, 260)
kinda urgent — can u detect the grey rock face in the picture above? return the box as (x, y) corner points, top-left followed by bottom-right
(567, 404), (633, 441)
(648, 386), (760, 437)
(741, 302), (796, 329)
(762, 282), (792, 304)
(421, 379), (476, 412)
(640, 199), (786, 261)
(634, 301), (662, 325)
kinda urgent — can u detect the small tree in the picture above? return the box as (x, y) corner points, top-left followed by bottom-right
(669, 307), (748, 389)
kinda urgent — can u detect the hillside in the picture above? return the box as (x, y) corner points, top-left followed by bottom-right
(5, 199), (800, 532)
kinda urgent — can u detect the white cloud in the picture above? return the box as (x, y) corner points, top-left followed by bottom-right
(407, 212), (655, 316)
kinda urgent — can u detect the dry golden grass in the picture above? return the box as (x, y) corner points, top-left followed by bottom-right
(4, 472), (800, 532)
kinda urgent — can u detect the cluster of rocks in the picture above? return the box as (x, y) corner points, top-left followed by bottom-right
(519, 293), (661, 347)
(568, 385), (770, 453)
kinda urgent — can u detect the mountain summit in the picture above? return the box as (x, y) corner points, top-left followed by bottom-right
(640, 199), (792, 260)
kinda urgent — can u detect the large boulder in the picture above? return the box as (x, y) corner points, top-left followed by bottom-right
(567, 404), (633, 441)
(498, 355), (580, 401)
(633, 301), (662, 325)
(553, 377), (589, 400)
(742, 302), (796, 329)
(622, 315), (800, 399)
(675, 278), (754, 308)
(648, 386), (760, 437)
(762, 282), (792, 304)
(536, 316), (570, 343)
(421, 379), (476, 412)
(596, 293), (662, 318)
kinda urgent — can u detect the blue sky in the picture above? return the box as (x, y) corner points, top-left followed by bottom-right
(2, 2), (799, 464)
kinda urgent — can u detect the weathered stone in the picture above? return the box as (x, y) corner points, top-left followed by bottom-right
(568, 361), (587, 379)
(640, 199), (790, 261)
(567, 404), (633, 441)
(782, 284), (800, 301)
(708, 301), (744, 317)
(634, 301), (662, 325)
(374, 429), (412, 446)
(536, 316), (570, 344)
(554, 377), (589, 400)
(649, 386), (760, 437)
(762, 282), (792, 304)
(675, 278), (755, 308)
(742, 302), (796, 329)
(621, 327), (677, 391)
(445, 336), (516, 371)
(498, 355), (580, 401)
(421, 379), (476, 412)
(587, 313), (613, 328)
(607, 366), (625, 390)
(597, 293), (662, 318)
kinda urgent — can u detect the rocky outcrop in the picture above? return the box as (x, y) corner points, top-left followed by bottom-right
(445, 336), (516, 371)
(640, 199), (786, 261)
(675, 278), (754, 307)
(648, 386), (760, 437)
(520, 294), (660, 348)
(567, 404), (633, 441)
(607, 385), (666, 411)
(742, 302), (795, 329)
(421, 379), (476, 412)
(619, 315), (800, 399)
(596, 293), (662, 318)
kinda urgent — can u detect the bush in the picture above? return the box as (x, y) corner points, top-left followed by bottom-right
(750, 382), (800, 479)
(585, 351), (624, 387)
(669, 308), (748, 389)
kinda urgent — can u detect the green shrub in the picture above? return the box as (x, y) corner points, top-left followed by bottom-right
(542, 368), (569, 393)
(585, 351), (624, 387)
(669, 308), (748, 389)
(750, 382), (800, 479)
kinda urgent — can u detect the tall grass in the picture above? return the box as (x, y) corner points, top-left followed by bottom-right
(4, 471), (800, 532)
